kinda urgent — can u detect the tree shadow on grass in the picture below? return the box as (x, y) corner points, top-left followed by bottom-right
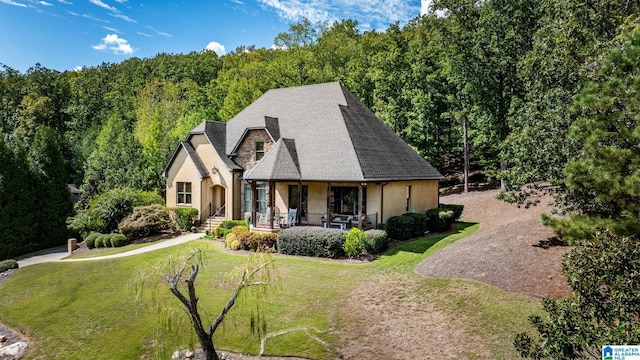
(383, 221), (477, 256)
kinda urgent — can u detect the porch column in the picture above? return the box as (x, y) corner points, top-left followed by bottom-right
(269, 181), (275, 229)
(251, 181), (257, 228)
(297, 182), (302, 225)
(358, 183), (364, 230)
(326, 183), (332, 228)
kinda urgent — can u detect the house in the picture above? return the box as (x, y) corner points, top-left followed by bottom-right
(162, 82), (443, 231)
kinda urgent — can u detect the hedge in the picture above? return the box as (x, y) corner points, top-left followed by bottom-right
(84, 232), (101, 249)
(223, 220), (248, 230)
(426, 208), (455, 232)
(344, 228), (366, 258)
(277, 227), (346, 258)
(0, 259), (18, 273)
(439, 204), (464, 221)
(109, 233), (129, 247)
(364, 229), (389, 254)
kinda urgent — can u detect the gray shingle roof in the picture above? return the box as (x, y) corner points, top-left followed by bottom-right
(161, 141), (209, 178)
(236, 82), (443, 182)
(244, 138), (301, 180)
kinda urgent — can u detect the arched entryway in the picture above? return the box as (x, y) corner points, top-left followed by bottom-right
(210, 185), (226, 217)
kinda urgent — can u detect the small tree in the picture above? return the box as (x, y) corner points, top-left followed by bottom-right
(139, 249), (276, 360)
(514, 231), (640, 359)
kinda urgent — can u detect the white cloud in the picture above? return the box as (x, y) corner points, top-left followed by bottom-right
(92, 34), (134, 54)
(205, 41), (226, 55)
(0, 0), (28, 7)
(58, 0), (72, 4)
(38, 1), (53, 6)
(421, 0), (432, 15)
(137, 32), (152, 37)
(104, 26), (120, 33)
(110, 12), (136, 23)
(89, 0), (116, 12)
(256, 0), (421, 29)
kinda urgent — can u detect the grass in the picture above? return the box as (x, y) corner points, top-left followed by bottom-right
(64, 241), (161, 259)
(0, 223), (541, 359)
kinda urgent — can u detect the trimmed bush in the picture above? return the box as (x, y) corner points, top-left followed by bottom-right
(403, 212), (429, 237)
(109, 233), (128, 247)
(239, 232), (278, 252)
(94, 234), (107, 248)
(119, 204), (172, 238)
(225, 233), (239, 250)
(386, 215), (414, 240)
(84, 231), (101, 249)
(426, 208), (455, 232)
(170, 207), (199, 231)
(0, 259), (18, 273)
(223, 220), (248, 230)
(212, 225), (224, 238)
(440, 204), (464, 221)
(364, 229), (389, 254)
(277, 227), (346, 258)
(344, 228), (366, 258)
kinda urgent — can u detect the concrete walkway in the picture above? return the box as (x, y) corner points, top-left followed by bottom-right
(17, 232), (204, 268)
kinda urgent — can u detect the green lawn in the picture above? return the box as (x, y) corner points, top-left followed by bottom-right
(0, 223), (541, 359)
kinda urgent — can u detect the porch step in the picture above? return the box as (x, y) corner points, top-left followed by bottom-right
(197, 216), (225, 233)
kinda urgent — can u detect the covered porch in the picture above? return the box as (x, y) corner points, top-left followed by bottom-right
(247, 180), (379, 232)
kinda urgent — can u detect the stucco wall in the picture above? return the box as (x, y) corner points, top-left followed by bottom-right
(381, 180), (439, 222)
(165, 147), (203, 216)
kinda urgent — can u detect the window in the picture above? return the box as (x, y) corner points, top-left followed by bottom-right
(255, 141), (265, 161)
(256, 184), (267, 213)
(177, 182), (192, 205)
(406, 185), (412, 212)
(244, 184), (252, 213)
(331, 187), (366, 215)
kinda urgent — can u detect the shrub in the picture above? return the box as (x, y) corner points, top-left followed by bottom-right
(94, 234), (106, 248)
(68, 188), (164, 236)
(0, 259), (18, 273)
(119, 204), (172, 238)
(403, 212), (429, 237)
(364, 229), (389, 254)
(170, 207), (199, 231)
(426, 208), (455, 232)
(223, 220), (248, 230)
(439, 204), (464, 221)
(239, 232), (278, 252)
(84, 231), (101, 249)
(212, 225), (224, 238)
(277, 227), (346, 258)
(344, 228), (366, 258)
(386, 215), (414, 240)
(225, 233), (239, 250)
(109, 233), (128, 247)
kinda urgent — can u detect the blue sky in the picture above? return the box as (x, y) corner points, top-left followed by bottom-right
(0, 0), (429, 73)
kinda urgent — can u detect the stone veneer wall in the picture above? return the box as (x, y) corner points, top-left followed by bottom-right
(233, 129), (275, 214)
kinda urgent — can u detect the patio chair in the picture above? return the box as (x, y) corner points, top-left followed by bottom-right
(257, 207), (272, 224)
(281, 208), (297, 228)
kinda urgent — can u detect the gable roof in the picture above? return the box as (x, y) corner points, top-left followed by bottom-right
(161, 141), (209, 178)
(236, 82), (443, 182)
(191, 121), (241, 171)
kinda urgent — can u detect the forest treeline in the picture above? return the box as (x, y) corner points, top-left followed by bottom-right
(2, 0), (640, 356)
(1, 0), (639, 254)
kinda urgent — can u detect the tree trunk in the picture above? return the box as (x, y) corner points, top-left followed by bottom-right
(463, 114), (469, 193)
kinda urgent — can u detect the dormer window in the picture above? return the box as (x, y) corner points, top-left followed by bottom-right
(255, 141), (265, 161)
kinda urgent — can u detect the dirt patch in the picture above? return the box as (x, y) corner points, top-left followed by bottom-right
(416, 189), (571, 299)
(335, 273), (492, 360)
